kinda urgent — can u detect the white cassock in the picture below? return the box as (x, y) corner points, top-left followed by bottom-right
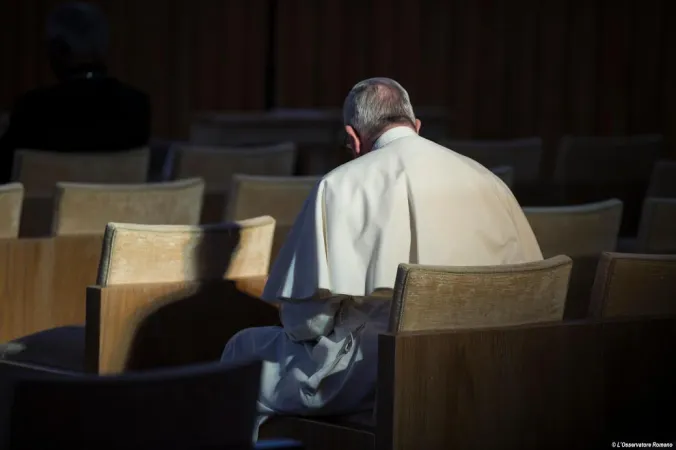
(222, 126), (543, 428)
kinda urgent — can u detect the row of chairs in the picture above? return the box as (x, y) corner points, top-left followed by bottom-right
(11, 137), (675, 199)
(2, 215), (674, 448)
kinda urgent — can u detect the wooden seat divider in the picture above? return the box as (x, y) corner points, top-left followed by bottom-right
(260, 316), (676, 450)
(0, 235), (103, 342)
(84, 277), (276, 374)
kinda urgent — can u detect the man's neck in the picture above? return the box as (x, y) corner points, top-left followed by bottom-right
(372, 126), (417, 151)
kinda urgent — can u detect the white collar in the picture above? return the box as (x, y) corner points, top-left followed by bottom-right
(372, 126), (417, 151)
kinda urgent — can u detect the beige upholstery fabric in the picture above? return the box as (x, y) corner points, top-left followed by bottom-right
(524, 199), (623, 318)
(589, 252), (676, 318)
(170, 143), (297, 191)
(225, 175), (320, 262)
(96, 216), (276, 286)
(52, 178), (205, 236)
(0, 182), (24, 238)
(12, 147), (150, 196)
(439, 138), (542, 184)
(389, 255), (572, 332)
(647, 160), (676, 198)
(636, 197), (676, 254)
(490, 166), (514, 188)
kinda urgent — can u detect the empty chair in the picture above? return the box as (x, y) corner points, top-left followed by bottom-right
(170, 143), (297, 191)
(170, 143), (297, 223)
(636, 197), (676, 254)
(490, 166), (514, 188)
(553, 134), (663, 235)
(390, 255), (573, 331)
(52, 178), (205, 236)
(589, 252), (676, 318)
(647, 160), (676, 198)
(8, 361), (262, 450)
(97, 216), (276, 285)
(12, 147), (150, 196)
(0, 182), (24, 238)
(225, 175), (320, 262)
(524, 199), (623, 319)
(439, 137), (542, 185)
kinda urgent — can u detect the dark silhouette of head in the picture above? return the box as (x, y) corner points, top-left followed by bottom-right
(46, 2), (110, 81)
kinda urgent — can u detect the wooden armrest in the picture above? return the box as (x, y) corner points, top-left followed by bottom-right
(86, 279), (280, 374)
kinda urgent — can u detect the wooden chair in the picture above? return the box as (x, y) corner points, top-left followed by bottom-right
(7, 361), (263, 450)
(51, 178), (205, 236)
(11, 147), (150, 197)
(490, 166), (514, 188)
(647, 159), (676, 198)
(87, 217), (278, 373)
(636, 197), (676, 253)
(259, 256), (573, 448)
(225, 175), (320, 262)
(589, 252), (676, 318)
(439, 137), (542, 185)
(0, 235), (103, 343)
(0, 183), (24, 239)
(553, 134), (663, 235)
(170, 143), (297, 223)
(524, 199), (623, 319)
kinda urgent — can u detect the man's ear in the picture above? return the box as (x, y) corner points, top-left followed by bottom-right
(414, 119), (422, 134)
(345, 125), (361, 156)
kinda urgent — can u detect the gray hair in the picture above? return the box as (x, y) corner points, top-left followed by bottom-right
(342, 78), (416, 140)
(46, 2), (109, 57)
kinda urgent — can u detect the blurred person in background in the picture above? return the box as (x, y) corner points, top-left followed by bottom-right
(0, 2), (151, 182)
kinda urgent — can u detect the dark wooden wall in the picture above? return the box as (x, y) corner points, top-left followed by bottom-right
(1, 0), (674, 162)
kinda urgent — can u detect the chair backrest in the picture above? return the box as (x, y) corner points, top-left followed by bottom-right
(523, 199), (623, 318)
(190, 109), (342, 146)
(9, 361), (261, 450)
(96, 216), (276, 286)
(226, 175), (319, 261)
(636, 197), (676, 253)
(0, 183), (24, 239)
(554, 135), (663, 184)
(524, 199), (623, 257)
(589, 252), (676, 318)
(170, 143), (297, 191)
(440, 137), (542, 184)
(490, 166), (514, 188)
(52, 178), (205, 236)
(389, 255), (573, 332)
(647, 160), (676, 198)
(11, 148), (150, 196)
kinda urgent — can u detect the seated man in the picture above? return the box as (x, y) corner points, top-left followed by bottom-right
(221, 78), (543, 428)
(0, 2), (151, 183)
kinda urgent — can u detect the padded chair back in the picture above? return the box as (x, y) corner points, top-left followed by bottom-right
(170, 143), (297, 191)
(647, 160), (676, 198)
(226, 175), (319, 262)
(8, 361), (261, 450)
(52, 178), (205, 236)
(0, 183), (24, 238)
(524, 199), (623, 318)
(12, 148), (150, 196)
(390, 255), (573, 332)
(440, 137), (542, 184)
(96, 216), (276, 286)
(589, 252), (676, 318)
(636, 197), (676, 254)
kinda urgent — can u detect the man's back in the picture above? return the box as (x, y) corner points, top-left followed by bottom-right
(0, 76), (150, 181)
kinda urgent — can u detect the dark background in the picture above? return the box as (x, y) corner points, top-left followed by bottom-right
(1, 0), (674, 172)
